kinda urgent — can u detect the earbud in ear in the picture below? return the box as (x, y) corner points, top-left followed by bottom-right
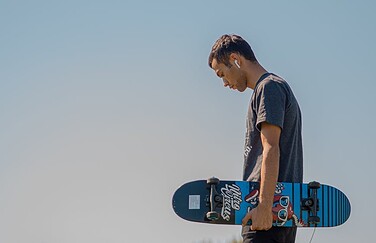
(235, 60), (240, 68)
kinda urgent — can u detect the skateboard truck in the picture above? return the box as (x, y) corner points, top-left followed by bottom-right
(301, 181), (321, 225)
(205, 177), (222, 221)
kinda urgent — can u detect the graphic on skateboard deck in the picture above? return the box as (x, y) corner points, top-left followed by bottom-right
(172, 178), (351, 227)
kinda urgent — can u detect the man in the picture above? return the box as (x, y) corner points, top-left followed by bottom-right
(208, 34), (303, 243)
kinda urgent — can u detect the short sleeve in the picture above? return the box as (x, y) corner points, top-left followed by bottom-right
(255, 79), (287, 131)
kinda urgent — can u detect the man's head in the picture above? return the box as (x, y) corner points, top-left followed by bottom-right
(208, 34), (258, 92)
(208, 34), (257, 69)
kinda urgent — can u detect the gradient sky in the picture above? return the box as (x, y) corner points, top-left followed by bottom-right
(1, 1), (375, 242)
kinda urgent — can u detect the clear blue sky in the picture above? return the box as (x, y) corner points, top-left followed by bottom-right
(1, 1), (375, 242)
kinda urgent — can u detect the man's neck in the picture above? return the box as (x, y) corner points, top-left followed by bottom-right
(244, 62), (268, 90)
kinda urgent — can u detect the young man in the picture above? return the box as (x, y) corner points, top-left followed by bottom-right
(208, 34), (303, 243)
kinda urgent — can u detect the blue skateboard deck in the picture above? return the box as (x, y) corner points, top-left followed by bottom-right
(172, 178), (350, 227)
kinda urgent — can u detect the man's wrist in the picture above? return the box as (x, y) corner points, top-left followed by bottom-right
(257, 199), (273, 210)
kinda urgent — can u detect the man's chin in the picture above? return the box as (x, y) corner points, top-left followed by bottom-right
(237, 86), (247, 92)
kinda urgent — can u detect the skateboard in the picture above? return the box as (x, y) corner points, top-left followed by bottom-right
(172, 178), (351, 227)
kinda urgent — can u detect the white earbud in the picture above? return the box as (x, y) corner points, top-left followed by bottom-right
(234, 60), (240, 68)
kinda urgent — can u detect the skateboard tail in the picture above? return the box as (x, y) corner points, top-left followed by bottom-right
(172, 180), (238, 224)
(319, 184), (351, 227)
(172, 180), (212, 223)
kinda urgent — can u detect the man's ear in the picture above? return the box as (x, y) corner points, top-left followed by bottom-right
(229, 53), (241, 66)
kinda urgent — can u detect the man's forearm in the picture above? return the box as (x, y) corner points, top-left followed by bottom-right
(241, 123), (281, 229)
(259, 142), (280, 207)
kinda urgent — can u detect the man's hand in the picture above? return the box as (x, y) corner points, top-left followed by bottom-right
(242, 202), (273, 231)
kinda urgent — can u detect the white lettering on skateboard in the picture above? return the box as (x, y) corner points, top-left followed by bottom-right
(221, 184), (242, 221)
(275, 182), (285, 194)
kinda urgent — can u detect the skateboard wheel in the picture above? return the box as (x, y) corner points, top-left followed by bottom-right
(206, 211), (219, 221)
(308, 181), (321, 189)
(207, 177), (219, 185)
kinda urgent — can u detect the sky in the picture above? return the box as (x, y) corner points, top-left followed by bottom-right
(1, 0), (375, 242)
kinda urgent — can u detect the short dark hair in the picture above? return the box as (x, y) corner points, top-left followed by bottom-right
(208, 34), (257, 68)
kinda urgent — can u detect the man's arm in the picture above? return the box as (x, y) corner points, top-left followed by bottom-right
(242, 122), (281, 230)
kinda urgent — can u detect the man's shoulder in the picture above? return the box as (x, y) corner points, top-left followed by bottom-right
(254, 74), (290, 98)
(254, 74), (284, 92)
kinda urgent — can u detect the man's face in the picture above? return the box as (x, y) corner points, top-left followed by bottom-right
(211, 58), (247, 92)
